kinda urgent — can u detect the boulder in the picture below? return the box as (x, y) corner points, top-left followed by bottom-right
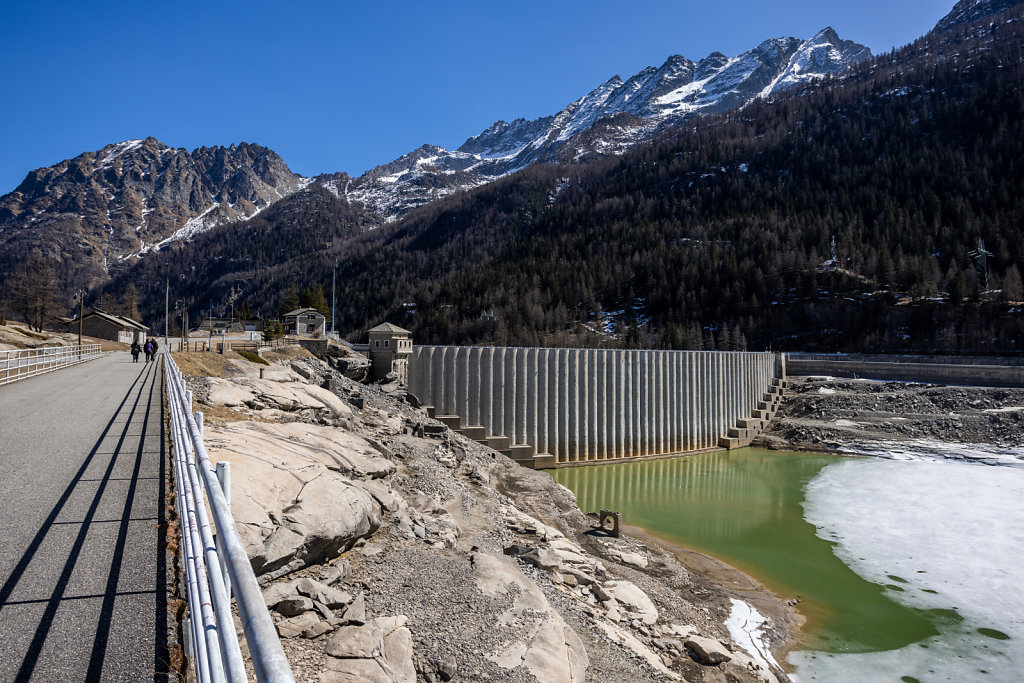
(207, 378), (256, 407)
(342, 593), (366, 624)
(322, 616), (415, 683)
(604, 546), (649, 569)
(522, 547), (563, 571)
(276, 611), (321, 638)
(319, 561), (350, 585)
(276, 596), (314, 616)
(602, 580), (658, 625)
(262, 580), (298, 608)
(473, 551), (588, 683)
(296, 577), (353, 608)
(685, 635), (733, 665)
(203, 421), (387, 578)
(327, 353), (370, 382)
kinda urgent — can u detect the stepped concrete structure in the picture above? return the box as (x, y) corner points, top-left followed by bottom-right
(408, 346), (787, 468)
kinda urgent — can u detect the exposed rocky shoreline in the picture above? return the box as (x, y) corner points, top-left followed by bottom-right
(756, 376), (1024, 466)
(178, 345), (792, 683)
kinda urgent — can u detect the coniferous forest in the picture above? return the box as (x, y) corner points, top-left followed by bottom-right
(108, 9), (1024, 354)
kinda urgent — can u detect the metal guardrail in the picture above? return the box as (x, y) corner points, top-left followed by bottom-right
(0, 344), (102, 385)
(163, 353), (295, 683)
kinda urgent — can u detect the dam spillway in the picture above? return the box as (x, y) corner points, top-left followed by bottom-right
(408, 346), (786, 468)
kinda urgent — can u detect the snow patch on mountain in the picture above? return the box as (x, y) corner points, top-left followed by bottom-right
(96, 139), (145, 170)
(335, 27), (870, 223)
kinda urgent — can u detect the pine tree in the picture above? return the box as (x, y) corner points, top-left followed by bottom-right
(280, 283), (300, 316)
(300, 285), (330, 317)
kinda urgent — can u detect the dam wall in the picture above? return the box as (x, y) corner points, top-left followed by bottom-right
(409, 346), (785, 467)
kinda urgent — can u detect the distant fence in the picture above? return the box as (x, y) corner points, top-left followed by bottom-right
(163, 353), (295, 682)
(168, 338), (300, 353)
(0, 344), (102, 386)
(786, 353), (1024, 387)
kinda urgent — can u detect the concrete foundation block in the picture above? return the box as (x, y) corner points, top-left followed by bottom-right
(437, 415), (462, 430)
(508, 444), (536, 460)
(532, 454), (557, 469)
(460, 425), (487, 441)
(487, 435), (512, 450)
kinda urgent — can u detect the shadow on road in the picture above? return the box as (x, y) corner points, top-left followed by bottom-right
(0, 360), (169, 682)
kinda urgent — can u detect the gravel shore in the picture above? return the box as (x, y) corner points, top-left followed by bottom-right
(757, 376), (1024, 464)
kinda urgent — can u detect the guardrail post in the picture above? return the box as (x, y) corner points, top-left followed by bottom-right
(195, 411), (204, 435)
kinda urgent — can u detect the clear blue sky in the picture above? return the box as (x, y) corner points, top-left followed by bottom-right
(0, 0), (956, 194)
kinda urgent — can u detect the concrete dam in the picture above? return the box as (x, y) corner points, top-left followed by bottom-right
(408, 346), (787, 468)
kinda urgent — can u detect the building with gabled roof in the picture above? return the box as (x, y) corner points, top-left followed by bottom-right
(282, 308), (326, 337)
(71, 308), (149, 344)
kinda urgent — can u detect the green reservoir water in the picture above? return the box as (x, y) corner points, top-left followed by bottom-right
(550, 448), (938, 654)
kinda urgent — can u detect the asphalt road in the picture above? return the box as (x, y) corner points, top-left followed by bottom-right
(0, 352), (167, 682)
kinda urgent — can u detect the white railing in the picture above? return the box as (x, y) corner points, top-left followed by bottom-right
(0, 344), (102, 386)
(163, 353), (295, 683)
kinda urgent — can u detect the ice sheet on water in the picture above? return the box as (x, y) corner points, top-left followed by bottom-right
(841, 438), (1024, 467)
(789, 458), (1024, 682)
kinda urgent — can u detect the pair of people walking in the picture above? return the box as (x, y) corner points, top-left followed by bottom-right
(130, 338), (159, 363)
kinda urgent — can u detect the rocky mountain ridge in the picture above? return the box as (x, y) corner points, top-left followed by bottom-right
(337, 27), (871, 223)
(0, 27), (870, 294)
(3, 1), (1010, 300)
(0, 138), (306, 289)
(935, 0), (1024, 31)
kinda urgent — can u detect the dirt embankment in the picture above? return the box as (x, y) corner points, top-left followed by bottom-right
(757, 376), (1024, 457)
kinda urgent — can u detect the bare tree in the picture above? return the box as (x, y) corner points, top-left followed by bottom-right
(122, 282), (140, 320)
(6, 252), (60, 332)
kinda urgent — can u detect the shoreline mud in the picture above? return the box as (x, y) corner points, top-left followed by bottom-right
(621, 522), (805, 668)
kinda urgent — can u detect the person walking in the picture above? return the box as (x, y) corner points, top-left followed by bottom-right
(130, 340), (141, 363)
(149, 337), (159, 361)
(143, 339), (154, 363)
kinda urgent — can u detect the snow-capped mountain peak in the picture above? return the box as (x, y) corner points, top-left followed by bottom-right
(336, 27), (871, 223)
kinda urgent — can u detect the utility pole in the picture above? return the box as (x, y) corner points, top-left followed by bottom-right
(331, 266), (336, 337)
(77, 288), (84, 360)
(165, 279), (169, 349)
(77, 288), (84, 346)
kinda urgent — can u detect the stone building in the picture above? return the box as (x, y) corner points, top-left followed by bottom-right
(367, 323), (412, 382)
(73, 308), (149, 344)
(282, 308), (326, 337)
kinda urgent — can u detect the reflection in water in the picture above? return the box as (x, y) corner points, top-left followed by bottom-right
(551, 449), (937, 653)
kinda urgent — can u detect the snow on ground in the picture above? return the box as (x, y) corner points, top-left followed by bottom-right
(724, 599), (780, 674)
(790, 456), (1024, 682)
